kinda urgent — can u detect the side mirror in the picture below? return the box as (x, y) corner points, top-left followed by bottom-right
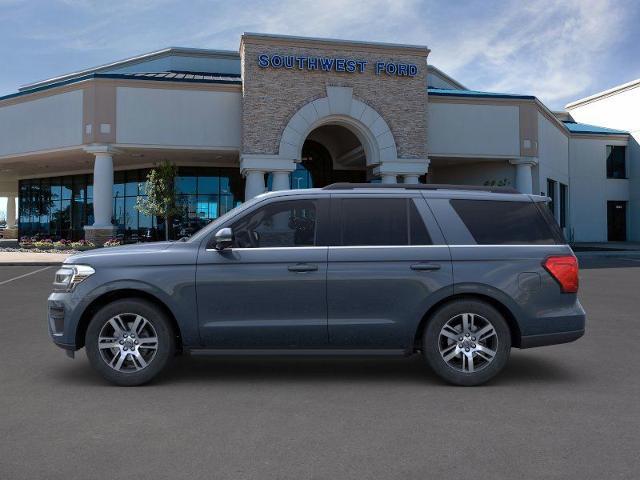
(213, 227), (233, 250)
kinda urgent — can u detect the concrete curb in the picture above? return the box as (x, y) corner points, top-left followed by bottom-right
(0, 262), (63, 266)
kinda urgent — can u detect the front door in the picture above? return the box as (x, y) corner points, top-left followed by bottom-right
(327, 194), (453, 349)
(196, 196), (329, 348)
(607, 201), (627, 241)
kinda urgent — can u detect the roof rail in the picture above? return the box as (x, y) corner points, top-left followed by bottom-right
(322, 183), (519, 194)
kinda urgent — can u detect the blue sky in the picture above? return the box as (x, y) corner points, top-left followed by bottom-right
(1, 0), (639, 108)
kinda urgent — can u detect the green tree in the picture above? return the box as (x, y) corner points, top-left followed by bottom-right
(136, 161), (182, 241)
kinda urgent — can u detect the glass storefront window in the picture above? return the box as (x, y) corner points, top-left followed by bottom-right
(18, 167), (243, 241)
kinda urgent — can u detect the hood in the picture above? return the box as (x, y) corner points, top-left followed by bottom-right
(64, 241), (178, 266)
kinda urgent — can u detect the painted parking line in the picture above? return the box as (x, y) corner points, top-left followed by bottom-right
(0, 266), (51, 286)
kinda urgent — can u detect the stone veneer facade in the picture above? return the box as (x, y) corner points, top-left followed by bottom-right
(240, 34), (429, 161)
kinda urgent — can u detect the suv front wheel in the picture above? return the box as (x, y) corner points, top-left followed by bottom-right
(423, 299), (511, 386)
(85, 298), (175, 386)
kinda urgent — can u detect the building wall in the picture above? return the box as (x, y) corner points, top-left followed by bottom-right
(0, 90), (83, 156)
(115, 87), (242, 148)
(430, 161), (515, 187)
(240, 36), (428, 159)
(536, 112), (569, 220)
(427, 102), (520, 157)
(569, 136), (629, 242)
(567, 85), (640, 241)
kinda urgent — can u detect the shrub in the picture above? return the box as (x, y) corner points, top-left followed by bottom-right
(103, 238), (122, 247)
(70, 240), (96, 251)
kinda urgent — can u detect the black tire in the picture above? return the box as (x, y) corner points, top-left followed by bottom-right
(85, 298), (175, 386)
(422, 299), (511, 386)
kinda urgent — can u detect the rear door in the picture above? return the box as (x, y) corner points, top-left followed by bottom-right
(326, 193), (453, 350)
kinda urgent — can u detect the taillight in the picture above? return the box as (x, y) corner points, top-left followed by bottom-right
(543, 255), (579, 293)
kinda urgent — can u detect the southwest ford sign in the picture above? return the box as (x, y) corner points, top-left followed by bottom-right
(257, 54), (418, 77)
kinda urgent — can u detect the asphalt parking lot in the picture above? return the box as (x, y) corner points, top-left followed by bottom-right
(1, 256), (639, 479)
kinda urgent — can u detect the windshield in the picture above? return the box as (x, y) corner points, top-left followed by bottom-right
(186, 194), (265, 243)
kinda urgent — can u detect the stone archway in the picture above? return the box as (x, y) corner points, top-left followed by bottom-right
(278, 86), (398, 167)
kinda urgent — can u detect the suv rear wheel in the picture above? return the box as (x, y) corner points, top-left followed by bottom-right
(423, 299), (511, 386)
(85, 298), (174, 386)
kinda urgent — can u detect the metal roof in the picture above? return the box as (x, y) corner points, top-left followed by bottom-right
(428, 87), (535, 100)
(0, 71), (241, 103)
(562, 121), (628, 135)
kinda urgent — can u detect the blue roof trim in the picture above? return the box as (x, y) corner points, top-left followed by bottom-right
(428, 87), (535, 100)
(562, 121), (628, 135)
(0, 72), (242, 102)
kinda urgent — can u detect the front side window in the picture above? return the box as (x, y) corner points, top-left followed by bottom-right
(450, 199), (560, 245)
(606, 145), (626, 179)
(231, 200), (317, 248)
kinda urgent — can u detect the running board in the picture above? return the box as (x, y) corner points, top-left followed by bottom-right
(187, 348), (409, 357)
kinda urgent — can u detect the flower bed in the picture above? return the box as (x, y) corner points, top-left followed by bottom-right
(19, 237), (96, 252)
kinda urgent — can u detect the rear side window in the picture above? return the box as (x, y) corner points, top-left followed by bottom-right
(449, 199), (560, 245)
(340, 198), (432, 246)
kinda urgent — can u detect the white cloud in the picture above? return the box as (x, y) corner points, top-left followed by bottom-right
(426, 0), (630, 107)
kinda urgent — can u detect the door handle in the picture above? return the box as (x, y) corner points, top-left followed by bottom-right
(288, 263), (318, 273)
(410, 263), (441, 271)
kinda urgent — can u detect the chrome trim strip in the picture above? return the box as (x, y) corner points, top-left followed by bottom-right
(207, 244), (568, 251)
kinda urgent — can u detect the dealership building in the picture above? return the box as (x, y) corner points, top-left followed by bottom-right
(0, 33), (637, 243)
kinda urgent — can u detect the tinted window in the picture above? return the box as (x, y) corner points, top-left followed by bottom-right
(607, 145), (626, 179)
(340, 198), (432, 246)
(341, 198), (406, 246)
(232, 200), (317, 248)
(450, 199), (559, 245)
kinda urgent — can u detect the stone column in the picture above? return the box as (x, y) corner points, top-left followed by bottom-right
(6, 196), (16, 228)
(510, 158), (537, 195)
(271, 171), (291, 191)
(374, 159), (429, 186)
(2, 195), (18, 239)
(381, 174), (398, 184)
(241, 154), (295, 200)
(402, 175), (421, 184)
(244, 170), (266, 200)
(84, 145), (117, 245)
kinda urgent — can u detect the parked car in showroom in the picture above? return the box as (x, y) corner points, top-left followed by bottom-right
(48, 184), (585, 386)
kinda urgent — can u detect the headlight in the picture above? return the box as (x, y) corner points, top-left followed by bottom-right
(53, 265), (95, 292)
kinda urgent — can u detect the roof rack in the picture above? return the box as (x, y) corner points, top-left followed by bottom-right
(322, 183), (520, 194)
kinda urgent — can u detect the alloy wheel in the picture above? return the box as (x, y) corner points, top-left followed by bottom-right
(98, 313), (159, 373)
(438, 313), (498, 373)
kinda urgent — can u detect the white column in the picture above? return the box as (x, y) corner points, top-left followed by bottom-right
(402, 175), (420, 184)
(6, 195), (16, 228)
(244, 170), (266, 200)
(381, 174), (397, 184)
(271, 171), (290, 191)
(510, 158), (537, 194)
(92, 152), (115, 227)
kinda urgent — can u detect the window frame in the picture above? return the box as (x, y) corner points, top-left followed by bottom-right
(606, 145), (627, 179)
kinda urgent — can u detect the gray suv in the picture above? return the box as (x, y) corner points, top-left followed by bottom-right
(48, 184), (585, 386)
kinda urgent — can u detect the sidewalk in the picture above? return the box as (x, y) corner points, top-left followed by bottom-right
(0, 251), (73, 265)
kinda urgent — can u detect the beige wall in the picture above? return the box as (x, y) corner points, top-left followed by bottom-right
(427, 102), (520, 157)
(0, 90), (83, 157)
(115, 86), (242, 148)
